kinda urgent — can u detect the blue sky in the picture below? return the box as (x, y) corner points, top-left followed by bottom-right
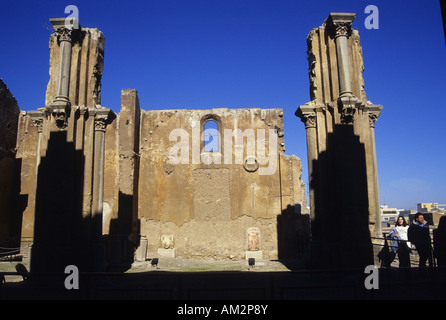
(1, 0), (445, 210)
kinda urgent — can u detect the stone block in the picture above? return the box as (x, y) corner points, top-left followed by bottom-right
(157, 248), (176, 258)
(245, 250), (263, 260)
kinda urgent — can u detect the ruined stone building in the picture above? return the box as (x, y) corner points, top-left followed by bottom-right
(0, 12), (381, 272)
(1, 17), (308, 272)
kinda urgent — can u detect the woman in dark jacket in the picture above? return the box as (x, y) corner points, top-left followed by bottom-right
(433, 216), (446, 267)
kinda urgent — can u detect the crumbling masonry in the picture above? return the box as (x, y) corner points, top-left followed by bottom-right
(296, 13), (382, 269)
(1, 17), (308, 272)
(0, 12), (381, 272)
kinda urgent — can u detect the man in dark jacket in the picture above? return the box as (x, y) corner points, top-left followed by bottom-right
(408, 213), (433, 267)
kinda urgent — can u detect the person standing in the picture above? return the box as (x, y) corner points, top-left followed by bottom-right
(433, 215), (446, 267)
(408, 213), (433, 267)
(388, 216), (411, 267)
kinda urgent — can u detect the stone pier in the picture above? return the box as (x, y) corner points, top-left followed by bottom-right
(296, 13), (383, 270)
(21, 17), (114, 273)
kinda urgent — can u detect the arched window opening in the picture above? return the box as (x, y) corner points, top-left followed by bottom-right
(203, 120), (219, 152)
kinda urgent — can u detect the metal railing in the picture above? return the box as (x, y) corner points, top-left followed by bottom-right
(372, 234), (437, 268)
(0, 239), (32, 261)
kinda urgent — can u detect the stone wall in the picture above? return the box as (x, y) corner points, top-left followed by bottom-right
(101, 92), (308, 262)
(15, 96), (307, 264)
(0, 79), (21, 248)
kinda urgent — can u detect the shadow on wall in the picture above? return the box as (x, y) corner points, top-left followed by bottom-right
(31, 130), (92, 273)
(30, 129), (140, 273)
(28, 124), (373, 273)
(309, 124), (373, 270)
(277, 204), (311, 270)
(0, 157), (27, 257)
(105, 192), (141, 272)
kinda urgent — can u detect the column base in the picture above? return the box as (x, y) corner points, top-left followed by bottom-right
(135, 237), (148, 262)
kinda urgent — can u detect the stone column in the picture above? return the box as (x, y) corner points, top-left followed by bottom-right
(75, 106), (88, 151)
(368, 106), (383, 237)
(91, 108), (115, 271)
(330, 13), (355, 97)
(296, 104), (317, 221)
(26, 110), (44, 268)
(28, 110), (44, 171)
(92, 109), (110, 232)
(47, 18), (78, 129)
(327, 13), (358, 124)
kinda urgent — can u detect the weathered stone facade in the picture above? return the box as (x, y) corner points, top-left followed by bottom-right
(101, 101), (308, 262)
(1, 12), (382, 272)
(1, 16), (308, 271)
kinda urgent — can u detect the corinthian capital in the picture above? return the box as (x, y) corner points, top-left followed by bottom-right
(53, 26), (73, 42)
(368, 112), (379, 128)
(49, 17), (80, 43)
(91, 108), (115, 132)
(94, 116), (108, 132)
(326, 13), (356, 38)
(295, 102), (319, 129)
(28, 110), (45, 133)
(333, 22), (350, 38)
(302, 113), (317, 129)
(366, 103), (383, 128)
